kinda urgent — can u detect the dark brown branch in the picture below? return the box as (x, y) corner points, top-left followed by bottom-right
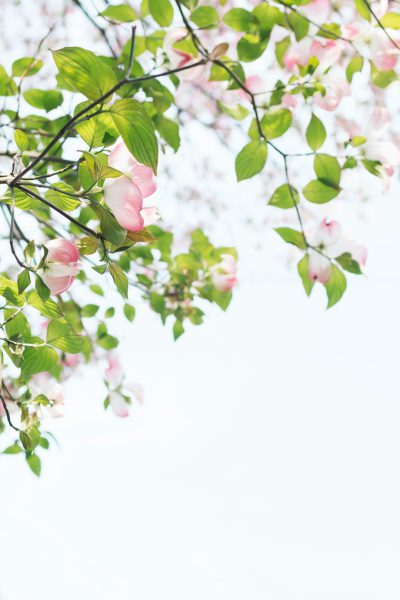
(0, 391), (19, 431)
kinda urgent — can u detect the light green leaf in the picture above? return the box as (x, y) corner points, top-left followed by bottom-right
(191, 6), (219, 28)
(380, 11), (400, 29)
(268, 183), (299, 209)
(23, 89), (63, 112)
(223, 8), (257, 32)
(12, 57), (43, 77)
(109, 263), (128, 298)
(297, 255), (314, 296)
(110, 99), (158, 172)
(52, 47), (117, 100)
(100, 4), (137, 22)
(46, 319), (84, 353)
(274, 227), (306, 249)
(303, 179), (339, 204)
(26, 454), (41, 477)
(261, 109), (292, 139)
(235, 141), (267, 181)
(306, 113), (326, 151)
(22, 343), (59, 378)
(324, 264), (347, 308)
(14, 129), (28, 152)
(314, 154), (341, 188)
(148, 0), (173, 26)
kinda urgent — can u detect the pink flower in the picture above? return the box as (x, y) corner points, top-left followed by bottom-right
(307, 219), (367, 283)
(41, 239), (80, 295)
(239, 75), (265, 101)
(108, 142), (157, 198)
(109, 384), (144, 418)
(311, 39), (343, 72)
(314, 75), (351, 111)
(104, 141), (159, 232)
(34, 375), (66, 418)
(371, 31), (400, 71)
(210, 254), (237, 292)
(284, 39), (312, 72)
(109, 391), (130, 418)
(300, 0), (332, 23)
(105, 355), (124, 388)
(363, 108), (400, 175)
(282, 92), (298, 110)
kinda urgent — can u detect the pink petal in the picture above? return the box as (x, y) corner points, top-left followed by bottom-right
(140, 207), (160, 227)
(109, 391), (129, 418)
(45, 238), (80, 264)
(42, 274), (75, 295)
(104, 176), (145, 232)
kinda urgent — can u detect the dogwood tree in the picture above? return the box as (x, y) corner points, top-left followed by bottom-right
(0, 0), (398, 474)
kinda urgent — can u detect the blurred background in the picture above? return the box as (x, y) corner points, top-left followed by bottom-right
(1, 1), (400, 598)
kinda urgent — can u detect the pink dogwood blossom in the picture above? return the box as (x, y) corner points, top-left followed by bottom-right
(314, 75), (351, 111)
(104, 141), (159, 232)
(41, 239), (80, 295)
(308, 219), (367, 284)
(210, 254), (237, 292)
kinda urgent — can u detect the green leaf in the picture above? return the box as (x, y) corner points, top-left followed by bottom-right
(81, 304), (100, 317)
(110, 99), (158, 173)
(26, 453), (41, 477)
(52, 47), (117, 100)
(354, 0), (371, 20)
(4, 308), (31, 339)
(153, 114), (180, 152)
(303, 179), (339, 204)
(77, 236), (99, 256)
(314, 154), (341, 188)
(14, 129), (28, 152)
(223, 8), (257, 32)
(148, 0), (173, 26)
(380, 11), (400, 29)
(235, 141), (267, 181)
(297, 255), (314, 296)
(45, 183), (81, 212)
(335, 252), (362, 275)
(123, 303), (136, 321)
(109, 263), (128, 298)
(261, 109), (292, 139)
(217, 101), (250, 121)
(370, 62), (397, 88)
(346, 56), (363, 82)
(12, 57), (43, 77)
(27, 290), (63, 319)
(35, 276), (50, 302)
(191, 6), (219, 28)
(22, 344), (59, 378)
(23, 89), (63, 112)
(274, 227), (306, 249)
(268, 183), (299, 209)
(324, 264), (347, 308)
(46, 319), (83, 353)
(100, 4), (137, 22)
(17, 270), (31, 295)
(3, 444), (22, 455)
(306, 113), (326, 151)
(173, 319), (184, 340)
(99, 208), (127, 246)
